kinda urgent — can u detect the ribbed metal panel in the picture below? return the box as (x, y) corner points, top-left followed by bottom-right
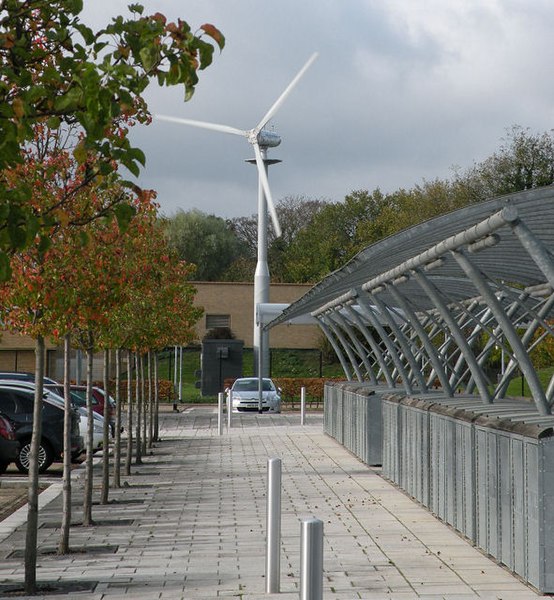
(526, 442), (540, 588)
(327, 388), (554, 592)
(379, 393), (554, 592)
(324, 382), (383, 466)
(540, 437), (554, 591)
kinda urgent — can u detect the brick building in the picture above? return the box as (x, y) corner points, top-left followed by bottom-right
(0, 281), (320, 379)
(192, 281), (320, 348)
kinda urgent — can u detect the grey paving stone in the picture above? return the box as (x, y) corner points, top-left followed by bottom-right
(0, 408), (543, 599)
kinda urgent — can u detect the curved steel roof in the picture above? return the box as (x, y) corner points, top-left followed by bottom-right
(269, 185), (554, 326)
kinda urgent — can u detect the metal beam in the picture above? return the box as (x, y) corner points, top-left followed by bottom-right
(385, 283), (453, 395)
(451, 249), (550, 415)
(412, 268), (493, 403)
(316, 317), (353, 381)
(328, 311), (375, 383)
(356, 293), (414, 394)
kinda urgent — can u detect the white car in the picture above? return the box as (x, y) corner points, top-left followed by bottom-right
(227, 378), (281, 413)
(74, 405), (105, 454)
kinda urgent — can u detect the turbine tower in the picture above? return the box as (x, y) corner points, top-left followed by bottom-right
(156, 52), (318, 376)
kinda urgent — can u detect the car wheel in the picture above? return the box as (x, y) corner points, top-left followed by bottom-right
(16, 439), (54, 474)
(0, 461), (8, 475)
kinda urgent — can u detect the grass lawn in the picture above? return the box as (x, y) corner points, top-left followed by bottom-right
(502, 365), (554, 398)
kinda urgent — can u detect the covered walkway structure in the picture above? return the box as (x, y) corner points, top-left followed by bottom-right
(269, 185), (554, 413)
(267, 185), (554, 592)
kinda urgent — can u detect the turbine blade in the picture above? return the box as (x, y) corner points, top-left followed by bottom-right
(254, 52), (318, 134)
(253, 143), (282, 238)
(155, 114), (247, 138)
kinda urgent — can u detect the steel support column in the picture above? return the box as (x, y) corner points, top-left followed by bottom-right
(342, 306), (394, 386)
(328, 311), (375, 382)
(385, 283), (453, 395)
(369, 292), (428, 391)
(356, 293), (414, 394)
(452, 249), (550, 415)
(317, 315), (356, 381)
(412, 269), (493, 402)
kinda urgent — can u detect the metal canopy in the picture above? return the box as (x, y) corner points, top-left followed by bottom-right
(266, 185), (554, 413)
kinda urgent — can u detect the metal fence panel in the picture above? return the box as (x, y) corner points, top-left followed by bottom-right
(487, 430), (499, 558)
(498, 433), (513, 569)
(526, 442), (540, 588)
(541, 438), (554, 591)
(326, 390), (554, 592)
(512, 437), (526, 578)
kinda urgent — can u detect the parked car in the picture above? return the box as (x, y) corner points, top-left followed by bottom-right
(7, 381), (104, 456)
(71, 395), (105, 454)
(70, 385), (116, 435)
(0, 413), (19, 474)
(0, 383), (82, 473)
(0, 372), (59, 385)
(226, 377), (281, 413)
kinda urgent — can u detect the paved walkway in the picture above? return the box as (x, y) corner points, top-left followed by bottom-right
(0, 407), (545, 599)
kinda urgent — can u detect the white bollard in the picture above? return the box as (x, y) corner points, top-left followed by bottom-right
(217, 392), (224, 436)
(227, 390), (232, 429)
(300, 518), (323, 600)
(300, 386), (306, 426)
(265, 457), (282, 593)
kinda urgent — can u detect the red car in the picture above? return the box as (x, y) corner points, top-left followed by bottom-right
(70, 385), (116, 435)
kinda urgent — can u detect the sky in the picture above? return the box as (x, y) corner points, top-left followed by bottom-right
(81, 1), (554, 221)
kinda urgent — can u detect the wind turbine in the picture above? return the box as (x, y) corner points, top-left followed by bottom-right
(156, 52), (318, 376)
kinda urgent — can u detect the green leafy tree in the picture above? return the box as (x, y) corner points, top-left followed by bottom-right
(454, 125), (554, 201)
(164, 208), (243, 280)
(283, 190), (389, 282)
(0, 0), (224, 278)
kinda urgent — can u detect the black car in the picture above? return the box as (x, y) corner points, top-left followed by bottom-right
(0, 372), (59, 385)
(0, 385), (82, 473)
(0, 413), (19, 474)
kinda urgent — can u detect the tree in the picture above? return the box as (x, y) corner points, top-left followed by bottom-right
(225, 195), (328, 282)
(164, 209), (244, 280)
(0, 1), (224, 278)
(282, 190), (389, 282)
(454, 125), (554, 201)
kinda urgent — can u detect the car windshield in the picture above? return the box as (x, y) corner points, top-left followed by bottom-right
(233, 379), (273, 392)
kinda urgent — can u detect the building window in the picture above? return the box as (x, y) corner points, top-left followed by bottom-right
(206, 314), (230, 329)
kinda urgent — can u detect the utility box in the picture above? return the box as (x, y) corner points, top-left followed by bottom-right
(200, 339), (244, 396)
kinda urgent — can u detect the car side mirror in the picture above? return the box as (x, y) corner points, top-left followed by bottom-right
(225, 387), (230, 393)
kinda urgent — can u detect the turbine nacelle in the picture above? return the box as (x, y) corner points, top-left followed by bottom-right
(256, 129), (281, 149)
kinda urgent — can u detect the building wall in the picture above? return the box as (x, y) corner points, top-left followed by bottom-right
(0, 281), (321, 377)
(192, 281), (320, 349)
(0, 332), (58, 376)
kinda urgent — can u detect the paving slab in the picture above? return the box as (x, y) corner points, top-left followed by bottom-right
(0, 406), (545, 599)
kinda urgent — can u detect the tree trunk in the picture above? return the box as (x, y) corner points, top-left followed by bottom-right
(113, 348), (122, 488)
(58, 333), (72, 554)
(124, 350), (133, 476)
(135, 352), (142, 464)
(82, 334), (95, 526)
(140, 354), (147, 457)
(100, 348), (110, 504)
(24, 335), (45, 594)
(153, 352), (160, 442)
(147, 351), (154, 448)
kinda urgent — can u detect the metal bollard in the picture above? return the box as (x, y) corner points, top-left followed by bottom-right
(300, 518), (323, 600)
(265, 457), (282, 593)
(300, 386), (306, 426)
(227, 391), (232, 429)
(217, 392), (224, 436)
